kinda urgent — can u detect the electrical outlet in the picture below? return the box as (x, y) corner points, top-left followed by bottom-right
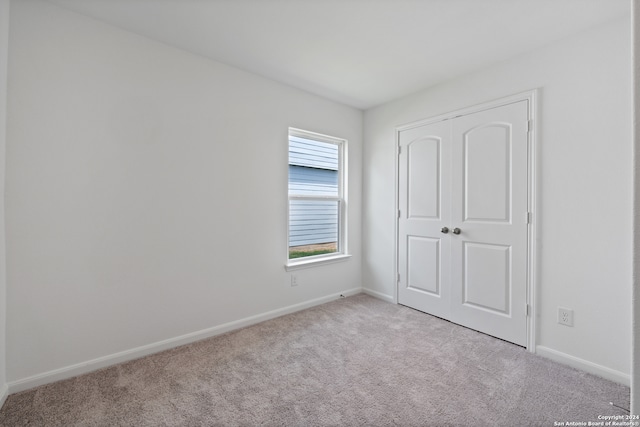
(290, 274), (298, 287)
(558, 307), (574, 327)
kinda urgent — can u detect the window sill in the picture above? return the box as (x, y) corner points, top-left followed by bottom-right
(284, 254), (352, 271)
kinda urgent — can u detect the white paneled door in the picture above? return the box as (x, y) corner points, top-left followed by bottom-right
(398, 101), (529, 347)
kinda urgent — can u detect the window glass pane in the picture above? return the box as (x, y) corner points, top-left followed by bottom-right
(289, 136), (339, 170)
(289, 199), (339, 259)
(288, 130), (344, 261)
(288, 165), (338, 196)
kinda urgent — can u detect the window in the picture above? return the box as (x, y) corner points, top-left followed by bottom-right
(287, 128), (348, 267)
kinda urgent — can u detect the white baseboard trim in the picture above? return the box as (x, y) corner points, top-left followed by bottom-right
(0, 383), (8, 410)
(362, 288), (394, 303)
(8, 287), (363, 394)
(536, 345), (630, 386)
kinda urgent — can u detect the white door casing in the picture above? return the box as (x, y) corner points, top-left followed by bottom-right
(397, 98), (531, 347)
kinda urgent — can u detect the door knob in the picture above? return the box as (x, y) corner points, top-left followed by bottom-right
(452, 228), (461, 235)
(441, 227), (449, 234)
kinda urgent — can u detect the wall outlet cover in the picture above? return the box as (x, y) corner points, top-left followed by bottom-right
(558, 307), (574, 327)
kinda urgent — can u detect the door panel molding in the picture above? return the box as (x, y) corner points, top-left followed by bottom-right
(463, 124), (512, 223)
(462, 241), (511, 316)
(407, 235), (441, 295)
(407, 137), (442, 220)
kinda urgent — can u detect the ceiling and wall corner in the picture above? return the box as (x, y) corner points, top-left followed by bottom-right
(47, 0), (630, 110)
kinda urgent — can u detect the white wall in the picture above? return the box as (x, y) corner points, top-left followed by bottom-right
(363, 18), (632, 380)
(632, 0), (639, 414)
(0, 0), (9, 407)
(6, 0), (362, 385)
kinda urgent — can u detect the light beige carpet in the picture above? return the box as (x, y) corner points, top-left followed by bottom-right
(0, 294), (630, 426)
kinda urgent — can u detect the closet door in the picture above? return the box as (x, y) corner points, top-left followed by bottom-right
(397, 120), (452, 320)
(397, 100), (529, 347)
(450, 101), (528, 346)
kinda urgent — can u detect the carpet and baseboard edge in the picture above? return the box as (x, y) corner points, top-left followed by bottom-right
(356, 290), (630, 387)
(7, 287), (363, 395)
(362, 288), (394, 303)
(7, 293), (629, 398)
(0, 383), (7, 410)
(536, 345), (630, 386)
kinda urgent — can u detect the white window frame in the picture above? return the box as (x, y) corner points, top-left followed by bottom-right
(285, 128), (350, 270)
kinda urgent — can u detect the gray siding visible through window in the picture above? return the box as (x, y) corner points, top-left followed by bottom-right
(288, 136), (339, 248)
(289, 136), (339, 170)
(288, 167), (338, 247)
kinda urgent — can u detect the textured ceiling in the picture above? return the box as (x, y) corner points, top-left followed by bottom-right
(48, 0), (630, 109)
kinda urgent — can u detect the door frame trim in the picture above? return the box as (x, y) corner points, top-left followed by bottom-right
(393, 90), (539, 352)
